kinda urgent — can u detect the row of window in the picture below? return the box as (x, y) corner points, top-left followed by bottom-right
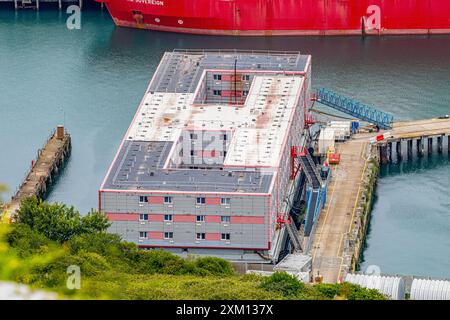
(185, 150), (227, 157)
(139, 196), (174, 203)
(212, 90), (249, 96)
(189, 133), (228, 140)
(139, 214), (231, 223)
(139, 196), (231, 205)
(213, 74), (250, 81)
(195, 233), (231, 241)
(139, 231), (231, 241)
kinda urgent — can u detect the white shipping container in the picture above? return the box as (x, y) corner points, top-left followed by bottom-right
(329, 121), (351, 140)
(318, 128), (335, 154)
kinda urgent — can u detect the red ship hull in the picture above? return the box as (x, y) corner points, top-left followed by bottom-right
(100, 0), (450, 36)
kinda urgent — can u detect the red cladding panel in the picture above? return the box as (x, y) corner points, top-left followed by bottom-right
(231, 216), (265, 224)
(149, 214), (165, 222)
(149, 232), (164, 239)
(205, 233), (221, 241)
(205, 215), (222, 223)
(205, 197), (221, 205)
(106, 213), (139, 221)
(149, 196), (164, 204)
(173, 215), (196, 222)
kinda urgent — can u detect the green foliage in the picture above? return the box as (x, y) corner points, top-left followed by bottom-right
(13, 197), (110, 242)
(191, 256), (235, 276)
(7, 224), (52, 257)
(121, 249), (235, 277)
(76, 274), (284, 300)
(260, 272), (306, 298)
(0, 225), (63, 289)
(313, 283), (342, 299)
(340, 282), (387, 300)
(0, 196), (387, 300)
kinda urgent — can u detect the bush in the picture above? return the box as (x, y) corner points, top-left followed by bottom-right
(127, 249), (185, 275)
(126, 251), (236, 277)
(14, 197), (110, 242)
(341, 282), (387, 300)
(191, 256), (235, 276)
(313, 283), (342, 299)
(7, 224), (52, 257)
(2, 196), (388, 300)
(260, 272), (305, 298)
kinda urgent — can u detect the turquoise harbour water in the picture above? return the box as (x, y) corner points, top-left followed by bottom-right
(0, 9), (449, 279)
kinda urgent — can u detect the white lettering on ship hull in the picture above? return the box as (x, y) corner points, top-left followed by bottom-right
(364, 5), (382, 31)
(127, 0), (164, 6)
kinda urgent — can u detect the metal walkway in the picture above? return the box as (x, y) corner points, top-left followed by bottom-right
(315, 88), (394, 129)
(285, 222), (303, 252)
(298, 153), (322, 189)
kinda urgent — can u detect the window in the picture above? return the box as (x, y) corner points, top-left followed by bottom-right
(164, 214), (173, 221)
(139, 214), (148, 221)
(164, 196), (172, 204)
(139, 196), (148, 203)
(213, 74), (222, 81)
(196, 233), (206, 240)
(221, 216), (230, 223)
(221, 233), (231, 241)
(220, 198), (231, 205)
(190, 150), (195, 156)
(243, 90), (249, 96)
(164, 232), (173, 239)
(222, 134), (228, 141)
(196, 197), (206, 205)
(196, 215), (205, 222)
(223, 151), (227, 157)
(242, 75), (250, 81)
(139, 231), (148, 239)
(189, 133), (197, 140)
(213, 90), (222, 96)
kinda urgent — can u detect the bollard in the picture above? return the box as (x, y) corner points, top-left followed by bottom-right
(56, 125), (65, 140)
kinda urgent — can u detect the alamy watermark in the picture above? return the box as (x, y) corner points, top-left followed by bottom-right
(66, 5), (81, 30)
(364, 5), (382, 31)
(364, 264), (382, 276)
(66, 265), (81, 290)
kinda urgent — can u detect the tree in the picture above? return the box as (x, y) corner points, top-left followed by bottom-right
(13, 197), (110, 243)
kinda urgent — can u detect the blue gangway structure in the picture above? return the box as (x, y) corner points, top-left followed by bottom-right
(296, 152), (328, 237)
(316, 88), (394, 129)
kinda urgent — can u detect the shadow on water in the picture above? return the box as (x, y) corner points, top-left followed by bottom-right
(380, 154), (450, 178)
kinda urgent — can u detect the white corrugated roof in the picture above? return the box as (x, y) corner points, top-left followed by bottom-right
(344, 273), (405, 300)
(411, 279), (450, 300)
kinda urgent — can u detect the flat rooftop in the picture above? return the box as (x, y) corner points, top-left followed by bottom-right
(102, 50), (311, 193)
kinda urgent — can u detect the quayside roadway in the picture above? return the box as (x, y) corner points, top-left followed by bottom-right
(310, 117), (450, 283)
